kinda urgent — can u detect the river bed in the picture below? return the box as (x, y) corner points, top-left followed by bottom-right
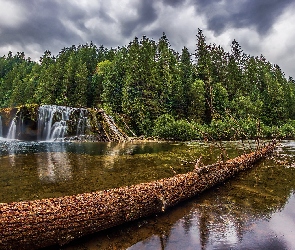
(0, 139), (295, 249)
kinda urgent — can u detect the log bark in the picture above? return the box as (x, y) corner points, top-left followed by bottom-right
(0, 142), (276, 249)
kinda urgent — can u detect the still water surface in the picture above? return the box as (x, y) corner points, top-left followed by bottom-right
(0, 139), (295, 249)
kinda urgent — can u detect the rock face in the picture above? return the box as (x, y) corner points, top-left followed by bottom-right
(0, 105), (39, 140)
(0, 142), (276, 249)
(0, 105), (129, 142)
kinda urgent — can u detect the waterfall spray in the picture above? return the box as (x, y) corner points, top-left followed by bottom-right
(37, 105), (90, 141)
(38, 105), (72, 141)
(0, 116), (2, 138)
(7, 119), (17, 140)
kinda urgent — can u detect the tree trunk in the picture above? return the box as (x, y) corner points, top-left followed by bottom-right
(0, 142), (276, 249)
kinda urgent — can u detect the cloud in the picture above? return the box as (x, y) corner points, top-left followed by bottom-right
(141, 1), (204, 52)
(0, 0), (26, 28)
(192, 0), (294, 35)
(0, 0), (294, 77)
(119, 1), (158, 37)
(0, 0), (80, 58)
(192, 0), (295, 77)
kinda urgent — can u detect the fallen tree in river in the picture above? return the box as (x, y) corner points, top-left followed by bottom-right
(0, 141), (277, 249)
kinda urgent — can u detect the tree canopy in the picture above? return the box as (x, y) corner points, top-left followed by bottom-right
(0, 31), (294, 138)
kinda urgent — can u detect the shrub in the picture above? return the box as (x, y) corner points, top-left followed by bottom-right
(152, 114), (175, 139)
(278, 122), (295, 139)
(153, 114), (199, 141)
(238, 118), (260, 139)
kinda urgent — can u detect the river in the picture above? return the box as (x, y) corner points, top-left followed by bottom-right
(0, 139), (294, 249)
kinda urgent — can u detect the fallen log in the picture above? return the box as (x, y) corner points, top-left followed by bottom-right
(0, 141), (277, 249)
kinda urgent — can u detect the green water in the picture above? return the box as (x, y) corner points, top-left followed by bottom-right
(1, 140), (295, 249)
(0, 140), (212, 203)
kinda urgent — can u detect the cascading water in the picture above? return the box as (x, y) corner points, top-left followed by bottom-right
(0, 105), (129, 141)
(0, 116), (3, 138)
(76, 109), (88, 136)
(38, 105), (71, 141)
(7, 119), (17, 140)
(37, 105), (89, 141)
(102, 112), (129, 141)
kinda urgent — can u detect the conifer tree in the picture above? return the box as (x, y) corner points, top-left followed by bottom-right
(196, 29), (213, 123)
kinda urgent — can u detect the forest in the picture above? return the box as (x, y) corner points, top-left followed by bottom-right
(1, 29), (295, 140)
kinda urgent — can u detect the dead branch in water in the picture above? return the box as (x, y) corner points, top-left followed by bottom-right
(0, 141), (277, 249)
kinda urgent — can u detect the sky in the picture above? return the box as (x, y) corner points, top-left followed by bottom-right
(0, 0), (295, 78)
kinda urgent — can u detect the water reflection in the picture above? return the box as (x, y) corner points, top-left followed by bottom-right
(37, 152), (72, 183)
(261, 194), (295, 249)
(0, 140), (192, 203)
(1, 140), (295, 249)
(61, 187), (294, 250)
(56, 141), (295, 250)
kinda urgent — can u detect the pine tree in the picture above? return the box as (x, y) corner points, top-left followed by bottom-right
(195, 29), (213, 123)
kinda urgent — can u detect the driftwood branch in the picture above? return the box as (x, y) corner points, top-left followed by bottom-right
(0, 141), (277, 249)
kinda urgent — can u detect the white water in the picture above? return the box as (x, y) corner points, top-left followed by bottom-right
(0, 116), (2, 138)
(37, 105), (89, 141)
(7, 119), (17, 140)
(76, 109), (88, 136)
(2, 105), (125, 141)
(102, 113), (127, 141)
(38, 105), (72, 141)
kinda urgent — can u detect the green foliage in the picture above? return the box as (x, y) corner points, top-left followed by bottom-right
(153, 114), (199, 141)
(180, 118), (295, 141)
(100, 50), (126, 113)
(0, 31), (294, 140)
(237, 118), (260, 139)
(187, 79), (206, 122)
(212, 82), (229, 117)
(152, 114), (175, 139)
(231, 95), (263, 120)
(279, 123), (295, 139)
(196, 29), (213, 123)
(205, 118), (238, 140)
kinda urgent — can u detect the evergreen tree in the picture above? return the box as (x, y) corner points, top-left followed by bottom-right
(0, 33), (294, 139)
(156, 33), (175, 114)
(73, 61), (88, 107)
(195, 29), (213, 123)
(122, 36), (158, 135)
(34, 51), (57, 105)
(9, 60), (36, 106)
(100, 48), (127, 113)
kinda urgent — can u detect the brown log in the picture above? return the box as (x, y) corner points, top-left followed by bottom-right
(0, 141), (277, 249)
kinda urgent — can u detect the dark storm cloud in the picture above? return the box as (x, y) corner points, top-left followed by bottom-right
(192, 0), (294, 35)
(0, 0), (293, 49)
(0, 0), (294, 77)
(162, 0), (184, 7)
(0, 0), (172, 55)
(120, 1), (158, 37)
(0, 0), (82, 53)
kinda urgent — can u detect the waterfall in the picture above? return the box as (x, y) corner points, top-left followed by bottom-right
(7, 119), (17, 140)
(1, 105), (129, 142)
(38, 105), (73, 141)
(37, 105), (89, 141)
(101, 112), (129, 141)
(76, 109), (88, 136)
(0, 116), (2, 138)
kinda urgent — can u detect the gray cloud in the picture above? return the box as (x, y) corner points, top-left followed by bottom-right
(193, 0), (294, 35)
(0, 0), (80, 52)
(120, 1), (158, 37)
(162, 0), (184, 7)
(0, 0), (294, 77)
